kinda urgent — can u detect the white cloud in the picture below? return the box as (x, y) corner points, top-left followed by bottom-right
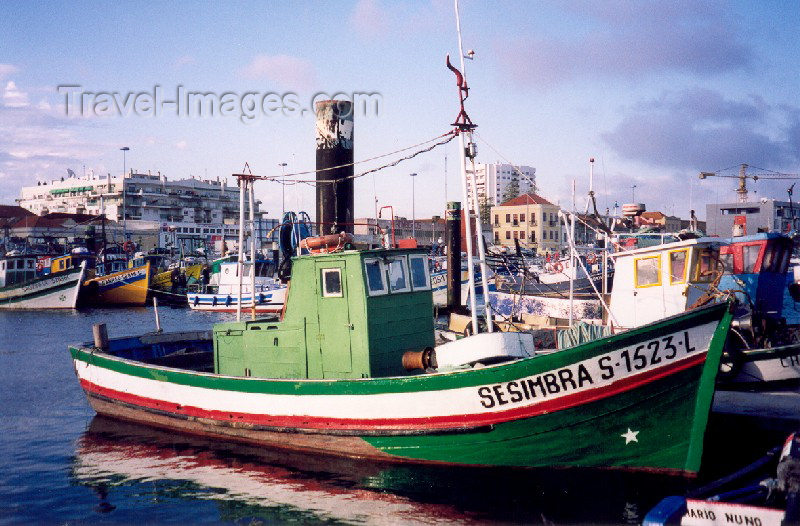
(3, 81), (29, 108)
(0, 64), (18, 82)
(350, 0), (389, 39)
(0, 80), (108, 201)
(349, 0), (445, 40)
(239, 54), (315, 91)
(175, 140), (187, 150)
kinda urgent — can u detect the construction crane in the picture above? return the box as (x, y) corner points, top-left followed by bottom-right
(699, 163), (800, 203)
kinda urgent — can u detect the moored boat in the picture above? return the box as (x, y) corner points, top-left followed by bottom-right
(0, 253), (86, 309)
(186, 257), (284, 313)
(70, 242), (733, 474)
(81, 258), (152, 307)
(643, 432), (800, 526)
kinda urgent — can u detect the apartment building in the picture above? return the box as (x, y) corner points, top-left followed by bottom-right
(491, 193), (564, 255)
(466, 162), (536, 206)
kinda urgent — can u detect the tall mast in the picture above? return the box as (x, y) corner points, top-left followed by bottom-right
(453, 0), (493, 332)
(236, 176), (246, 322)
(249, 180), (257, 320)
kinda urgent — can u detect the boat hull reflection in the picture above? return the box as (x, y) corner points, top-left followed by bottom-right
(71, 416), (688, 524)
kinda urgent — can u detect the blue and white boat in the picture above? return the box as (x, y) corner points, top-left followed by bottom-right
(187, 259), (286, 313)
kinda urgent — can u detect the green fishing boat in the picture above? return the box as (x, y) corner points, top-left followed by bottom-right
(70, 240), (733, 475)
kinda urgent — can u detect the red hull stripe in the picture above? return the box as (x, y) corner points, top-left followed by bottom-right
(79, 353), (705, 431)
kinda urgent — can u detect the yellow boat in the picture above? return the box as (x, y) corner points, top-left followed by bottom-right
(81, 259), (152, 307)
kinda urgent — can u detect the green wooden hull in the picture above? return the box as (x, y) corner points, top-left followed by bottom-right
(70, 303), (731, 474)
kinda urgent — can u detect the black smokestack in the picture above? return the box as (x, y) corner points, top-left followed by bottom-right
(315, 100), (354, 235)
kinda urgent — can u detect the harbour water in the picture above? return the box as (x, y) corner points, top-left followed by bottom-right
(0, 308), (793, 524)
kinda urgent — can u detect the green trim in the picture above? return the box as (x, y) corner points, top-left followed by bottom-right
(70, 303), (728, 397)
(365, 365), (706, 470)
(685, 303), (731, 469)
(0, 268), (82, 304)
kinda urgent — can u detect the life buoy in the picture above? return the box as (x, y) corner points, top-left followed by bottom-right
(36, 262), (44, 272)
(123, 241), (135, 253)
(553, 262), (564, 273)
(300, 232), (353, 254)
(586, 253), (597, 265)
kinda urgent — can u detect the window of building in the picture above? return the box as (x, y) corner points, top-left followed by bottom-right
(542, 212), (546, 221)
(635, 256), (661, 287)
(520, 214), (525, 222)
(505, 231), (511, 239)
(512, 214), (518, 224)
(505, 214), (511, 223)
(520, 231), (526, 239)
(321, 268), (343, 297)
(513, 231), (518, 239)
(494, 214), (499, 225)
(494, 232), (500, 243)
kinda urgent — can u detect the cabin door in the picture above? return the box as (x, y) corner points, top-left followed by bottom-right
(315, 261), (353, 377)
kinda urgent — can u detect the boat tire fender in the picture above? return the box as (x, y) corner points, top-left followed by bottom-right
(193, 295), (199, 306)
(211, 296), (217, 306)
(553, 262), (563, 273)
(225, 295), (231, 306)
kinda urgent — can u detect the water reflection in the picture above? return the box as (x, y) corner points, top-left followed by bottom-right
(71, 416), (688, 524)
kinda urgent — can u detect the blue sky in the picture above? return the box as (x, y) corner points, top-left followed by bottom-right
(1, 0), (798, 221)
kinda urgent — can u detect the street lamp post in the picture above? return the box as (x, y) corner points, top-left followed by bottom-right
(120, 146), (130, 238)
(410, 172), (417, 239)
(278, 163), (287, 216)
(631, 184), (637, 202)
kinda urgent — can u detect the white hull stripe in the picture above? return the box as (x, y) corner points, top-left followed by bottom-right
(75, 321), (717, 429)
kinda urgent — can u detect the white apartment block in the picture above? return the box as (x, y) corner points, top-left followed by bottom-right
(466, 162), (536, 206)
(18, 171), (251, 226)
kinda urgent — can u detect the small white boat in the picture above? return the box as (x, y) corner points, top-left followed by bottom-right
(187, 259), (286, 313)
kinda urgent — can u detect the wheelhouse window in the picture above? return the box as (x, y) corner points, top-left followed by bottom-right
(408, 254), (430, 291)
(695, 248), (720, 283)
(668, 249), (688, 284)
(321, 268), (343, 297)
(387, 257), (410, 293)
(763, 243), (779, 273)
(742, 244), (762, 273)
(634, 256), (661, 287)
(779, 242), (792, 273)
(719, 251), (734, 274)
(364, 258), (387, 296)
